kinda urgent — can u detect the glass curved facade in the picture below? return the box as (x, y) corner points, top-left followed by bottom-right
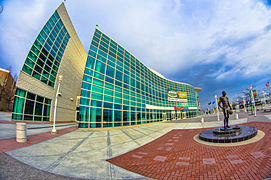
(12, 10), (70, 121)
(78, 28), (201, 128)
(22, 11), (70, 87)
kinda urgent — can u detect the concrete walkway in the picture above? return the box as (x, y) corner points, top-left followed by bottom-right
(1, 111), (271, 179)
(0, 123), (77, 139)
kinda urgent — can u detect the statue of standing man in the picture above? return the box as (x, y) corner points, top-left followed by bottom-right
(218, 91), (232, 129)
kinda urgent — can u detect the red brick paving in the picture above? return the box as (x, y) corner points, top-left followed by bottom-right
(0, 126), (77, 153)
(107, 122), (271, 180)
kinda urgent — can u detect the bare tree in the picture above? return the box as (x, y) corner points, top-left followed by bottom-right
(240, 84), (256, 102)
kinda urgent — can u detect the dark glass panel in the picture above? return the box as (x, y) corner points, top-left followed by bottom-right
(103, 109), (112, 122)
(24, 115), (33, 121)
(24, 100), (34, 115)
(105, 76), (114, 84)
(27, 92), (36, 100)
(91, 100), (102, 107)
(81, 89), (90, 98)
(103, 102), (113, 109)
(115, 70), (123, 81)
(114, 110), (122, 122)
(34, 102), (43, 115)
(114, 104), (122, 109)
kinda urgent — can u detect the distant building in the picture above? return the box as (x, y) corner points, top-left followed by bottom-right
(0, 68), (16, 111)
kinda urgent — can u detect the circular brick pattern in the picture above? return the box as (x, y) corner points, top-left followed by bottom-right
(107, 122), (271, 179)
(194, 130), (265, 147)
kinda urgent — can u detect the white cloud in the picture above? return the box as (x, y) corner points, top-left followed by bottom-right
(0, 0), (60, 74)
(1, 0), (271, 80)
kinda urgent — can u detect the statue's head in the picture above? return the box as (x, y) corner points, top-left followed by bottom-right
(222, 91), (226, 96)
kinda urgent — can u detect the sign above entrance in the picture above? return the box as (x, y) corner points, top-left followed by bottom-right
(168, 90), (188, 102)
(146, 104), (174, 110)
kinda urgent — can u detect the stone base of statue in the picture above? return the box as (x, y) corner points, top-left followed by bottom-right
(199, 126), (257, 143)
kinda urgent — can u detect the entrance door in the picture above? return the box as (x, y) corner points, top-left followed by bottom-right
(162, 113), (167, 121)
(182, 112), (186, 119)
(171, 111), (176, 120)
(177, 111), (181, 119)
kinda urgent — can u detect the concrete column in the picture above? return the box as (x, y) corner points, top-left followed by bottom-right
(16, 123), (27, 143)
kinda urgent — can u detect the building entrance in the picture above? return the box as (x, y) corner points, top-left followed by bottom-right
(177, 111), (181, 119)
(182, 112), (186, 119)
(171, 111), (176, 120)
(162, 113), (167, 121)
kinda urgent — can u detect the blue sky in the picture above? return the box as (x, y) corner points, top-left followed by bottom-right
(1, 0), (271, 109)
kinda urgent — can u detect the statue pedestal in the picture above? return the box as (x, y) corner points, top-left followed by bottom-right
(199, 126), (257, 143)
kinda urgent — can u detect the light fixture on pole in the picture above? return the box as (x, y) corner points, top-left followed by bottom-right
(52, 75), (63, 134)
(250, 86), (256, 117)
(263, 91), (266, 103)
(242, 96), (246, 113)
(215, 95), (219, 121)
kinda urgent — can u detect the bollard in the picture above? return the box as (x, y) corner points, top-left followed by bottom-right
(201, 117), (204, 123)
(16, 123), (27, 143)
(236, 113), (239, 120)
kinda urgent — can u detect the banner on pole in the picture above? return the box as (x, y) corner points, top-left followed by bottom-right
(252, 89), (257, 98)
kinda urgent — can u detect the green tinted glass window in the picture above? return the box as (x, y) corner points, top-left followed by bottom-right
(80, 98), (90, 106)
(79, 106), (89, 122)
(22, 11), (70, 87)
(81, 90), (90, 98)
(92, 78), (104, 86)
(13, 88), (51, 122)
(114, 97), (122, 104)
(86, 56), (95, 69)
(105, 82), (113, 89)
(95, 61), (106, 74)
(16, 88), (26, 97)
(92, 85), (103, 93)
(83, 75), (92, 83)
(115, 92), (122, 98)
(22, 65), (32, 75)
(104, 95), (113, 102)
(104, 89), (113, 96)
(94, 72), (104, 80)
(13, 97), (25, 113)
(91, 92), (103, 100)
(106, 65), (115, 78)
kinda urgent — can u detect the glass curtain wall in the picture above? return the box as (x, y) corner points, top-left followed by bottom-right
(22, 11), (70, 88)
(12, 88), (51, 121)
(13, 10), (70, 122)
(79, 28), (200, 128)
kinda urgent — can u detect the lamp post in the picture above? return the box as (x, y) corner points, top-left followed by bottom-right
(215, 95), (220, 121)
(262, 91), (266, 103)
(250, 86), (256, 117)
(52, 75), (63, 134)
(242, 96), (246, 113)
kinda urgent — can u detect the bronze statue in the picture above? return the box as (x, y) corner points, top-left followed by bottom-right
(218, 91), (232, 129)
